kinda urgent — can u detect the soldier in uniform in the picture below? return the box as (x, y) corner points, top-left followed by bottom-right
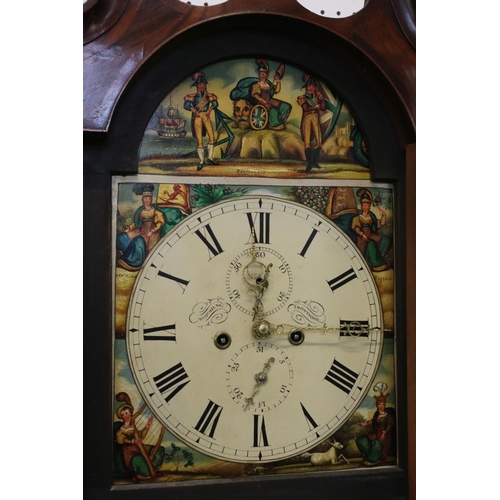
(183, 72), (219, 170)
(297, 74), (326, 172)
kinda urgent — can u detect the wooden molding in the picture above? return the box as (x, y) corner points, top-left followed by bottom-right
(83, 0), (415, 133)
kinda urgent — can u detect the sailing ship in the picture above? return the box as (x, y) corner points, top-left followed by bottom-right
(157, 97), (187, 138)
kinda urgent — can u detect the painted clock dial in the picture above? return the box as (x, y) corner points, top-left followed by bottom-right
(126, 196), (384, 463)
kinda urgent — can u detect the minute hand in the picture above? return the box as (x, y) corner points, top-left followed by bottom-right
(251, 319), (384, 343)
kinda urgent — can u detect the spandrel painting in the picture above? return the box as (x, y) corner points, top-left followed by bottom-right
(139, 58), (369, 177)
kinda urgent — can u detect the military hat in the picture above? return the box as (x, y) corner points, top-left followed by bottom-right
(191, 71), (208, 86)
(302, 73), (318, 89)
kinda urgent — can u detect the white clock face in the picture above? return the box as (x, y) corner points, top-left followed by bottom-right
(126, 196), (383, 463)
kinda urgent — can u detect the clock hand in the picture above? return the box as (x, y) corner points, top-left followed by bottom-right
(242, 228), (273, 331)
(274, 322), (379, 336)
(250, 269), (274, 339)
(244, 229), (273, 297)
(250, 264), (272, 321)
(243, 357), (275, 411)
(251, 318), (384, 343)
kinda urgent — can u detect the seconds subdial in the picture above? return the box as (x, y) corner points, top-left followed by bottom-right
(226, 247), (293, 316)
(226, 342), (293, 413)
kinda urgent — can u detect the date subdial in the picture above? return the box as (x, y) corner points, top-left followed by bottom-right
(226, 247), (293, 316)
(226, 342), (293, 413)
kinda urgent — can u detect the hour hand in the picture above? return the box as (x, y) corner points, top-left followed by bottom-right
(270, 321), (383, 345)
(252, 295), (263, 322)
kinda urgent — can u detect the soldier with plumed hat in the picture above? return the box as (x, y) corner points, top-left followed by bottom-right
(297, 73), (326, 172)
(183, 71), (219, 170)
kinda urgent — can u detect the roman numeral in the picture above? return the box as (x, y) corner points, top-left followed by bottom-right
(324, 359), (359, 394)
(298, 228), (319, 257)
(300, 403), (320, 433)
(153, 362), (190, 403)
(194, 223), (224, 259)
(246, 211), (271, 244)
(194, 400), (223, 439)
(143, 324), (176, 341)
(157, 270), (190, 292)
(253, 414), (270, 447)
(327, 267), (358, 292)
(339, 320), (370, 338)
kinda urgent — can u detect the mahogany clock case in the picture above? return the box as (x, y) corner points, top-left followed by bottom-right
(83, 14), (415, 500)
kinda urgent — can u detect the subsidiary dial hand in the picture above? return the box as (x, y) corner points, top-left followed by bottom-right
(243, 229), (273, 293)
(242, 357), (275, 411)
